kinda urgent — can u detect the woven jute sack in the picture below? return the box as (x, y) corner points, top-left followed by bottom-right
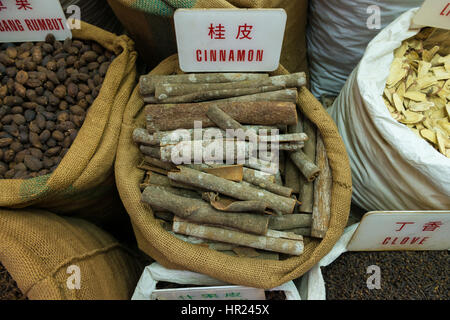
(115, 55), (352, 289)
(0, 208), (142, 300)
(107, 0), (309, 75)
(0, 22), (137, 220)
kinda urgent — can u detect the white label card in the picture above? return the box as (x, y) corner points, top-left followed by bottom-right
(347, 211), (450, 251)
(0, 0), (71, 42)
(174, 8), (287, 72)
(413, 0), (450, 30)
(151, 285), (266, 300)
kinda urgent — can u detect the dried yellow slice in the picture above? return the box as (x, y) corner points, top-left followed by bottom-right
(386, 58), (407, 88)
(423, 46), (440, 62)
(414, 75), (438, 90)
(432, 67), (450, 80)
(409, 101), (434, 112)
(422, 85), (440, 96)
(436, 132), (447, 154)
(446, 104), (450, 118)
(396, 82), (406, 99)
(404, 91), (427, 102)
(418, 61), (432, 78)
(392, 93), (405, 112)
(420, 129), (437, 144)
(383, 97), (396, 114)
(406, 72), (416, 90)
(394, 42), (408, 59)
(431, 53), (443, 67)
(399, 110), (424, 124)
(384, 88), (393, 104)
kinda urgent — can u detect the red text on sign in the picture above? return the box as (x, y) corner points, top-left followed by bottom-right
(395, 222), (415, 231)
(0, 18), (65, 32)
(422, 221), (442, 232)
(236, 23), (253, 39)
(208, 23), (226, 40)
(16, 0), (32, 10)
(195, 49), (263, 62)
(382, 236), (430, 246)
(440, 2), (450, 16)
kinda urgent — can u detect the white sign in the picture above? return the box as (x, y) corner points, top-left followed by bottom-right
(413, 0), (450, 30)
(174, 8), (287, 72)
(151, 285), (266, 300)
(0, 0), (71, 42)
(347, 211), (450, 251)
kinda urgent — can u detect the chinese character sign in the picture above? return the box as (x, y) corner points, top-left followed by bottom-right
(347, 211), (450, 251)
(414, 0), (450, 30)
(0, 0), (71, 43)
(174, 9), (287, 72)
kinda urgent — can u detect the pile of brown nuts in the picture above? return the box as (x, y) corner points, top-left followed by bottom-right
(0, 34), (116, 179)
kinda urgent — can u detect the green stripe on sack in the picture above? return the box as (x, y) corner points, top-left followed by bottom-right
(132, 0), (196, 17)
(19, 174), (51, 199)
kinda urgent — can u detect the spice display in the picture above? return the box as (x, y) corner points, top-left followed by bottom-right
(0, 34), (115, 179)
(322, 251), (449, 300)
(384, 28), (450, 158)
(134, 72), (333, 259)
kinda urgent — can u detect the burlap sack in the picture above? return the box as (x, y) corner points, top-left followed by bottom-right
(0, 22), (137, 220)
(107, 0), (309, 75)
(0, 208), (142, 300)
(115, 55), (352, 289)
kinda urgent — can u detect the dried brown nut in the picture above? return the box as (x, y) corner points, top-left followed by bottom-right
(24, 155), (43, 172)
(53, 85), (66, 99)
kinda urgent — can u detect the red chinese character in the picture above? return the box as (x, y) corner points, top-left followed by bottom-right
(0, 1), (7, 11)
(422, 221), (442, 232)
(236, 23), (253, 39)
(16, 0), (32, 10)
(208, 23), (226, 40)
(395, 222), (414, 231)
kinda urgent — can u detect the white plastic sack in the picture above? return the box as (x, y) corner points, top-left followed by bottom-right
(132, 262), (302, 300)
(307, 0), (424, 98)
(300, 224), (359, 300)
(328, 8), (450, 211)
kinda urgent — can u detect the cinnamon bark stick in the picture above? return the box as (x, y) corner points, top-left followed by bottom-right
(284, 157), (300, 193)
(284, 109), (303, 193)
(173, 218), (304, 256)
(133, 128), (159, 146)
(167, 167), (296, 215)
(268, 214), (312, 230)
(142, 185), (269, 235)
(290, 150), (320, 182)
(145, 101), (297, 132)
(214, 89), (298, 104)
(155, 73), (307, 98)
(140, 145), (161, 159)
(311, 134), (332, 239)
(143, 156), (177, 171)
(157, 85), (286, 103)
(140, 73), (269, 95)
(283, 227), (311, 237)
(206, 105), (246, 132)
(299, 117), (317, 214)
(242, 167), (293, 197)
(202, 192), (268, 214)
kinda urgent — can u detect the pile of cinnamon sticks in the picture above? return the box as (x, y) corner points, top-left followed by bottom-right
(134, 72), (332, 260)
